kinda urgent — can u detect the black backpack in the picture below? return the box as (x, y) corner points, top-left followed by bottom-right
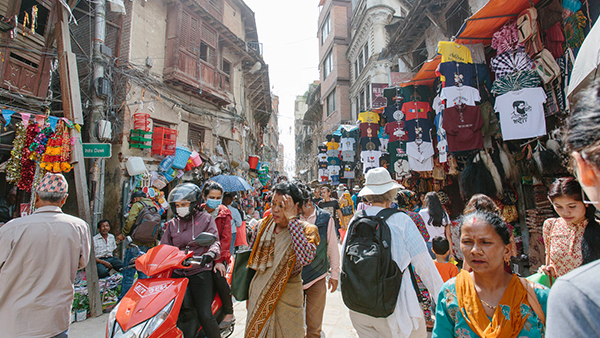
(130, 201), (162, 243)
(341, 208), (412, 318)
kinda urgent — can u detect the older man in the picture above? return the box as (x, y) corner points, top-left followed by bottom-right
(0, 173), (91, 338)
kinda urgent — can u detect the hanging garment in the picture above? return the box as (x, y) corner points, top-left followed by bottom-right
(406, 141), (435, 172)
(318, 168), (329, 182)
(360, 137), (381, 151)
(358, 111), (380, 124)
(544, 22), (565, 58)
(440, 85), (481, 107)
(343, 162), (355, 179)
(394, 157), (411, 178)
(443, 105), (484, 152)
(318, 145), (327, 153)
(326, 140), (339, 151)
(383, 87), (403, 107)
(438, 139), (448, 163)
(359, 123), (380, 138)
(491, 70), (541, 96)
(361, 150), (382, 174)
(495, 88), (547, 141)
(327, 157), (340, 166)
(404, 118), (433, 143)
(339, 137), (356, 152)
(401, 85), (433, 103)
(387, 140), (408, 169)
(401, 101), (432, 120)
(432, 95), (445, 115)
(341, 150), (356, 162)
(490, 48), (534, 80)
(491, 21), (523, 54)
(564, 11), (587, 49)
(326, 149), (341, 157)
(464, 43), (487, 64)
(438, 62), (476, 87)
(317, 153), (327, 163)
(434, 111), (449, 162)
(437, 41), (473, 63)
(327, 165), (341, 177)
(385, 121), (408, 142)
(383, 103), (404, 122)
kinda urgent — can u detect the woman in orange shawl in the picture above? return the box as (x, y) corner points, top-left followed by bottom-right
(433, 210), (549, 338)
(245, 181), (319, 338)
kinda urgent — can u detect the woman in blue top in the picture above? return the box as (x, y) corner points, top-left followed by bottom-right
(433, 210), (549, 338)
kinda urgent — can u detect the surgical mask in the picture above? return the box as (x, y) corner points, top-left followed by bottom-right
(177, 207), (190, 218)
(206, 198), (222, 210)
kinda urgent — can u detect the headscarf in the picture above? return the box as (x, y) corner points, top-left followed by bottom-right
(397, 189), (419, 212)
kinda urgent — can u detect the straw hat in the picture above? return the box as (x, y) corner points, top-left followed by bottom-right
(358, 168), (404, 197)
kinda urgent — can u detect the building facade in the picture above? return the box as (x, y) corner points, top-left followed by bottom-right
(295, 81), (321, 182)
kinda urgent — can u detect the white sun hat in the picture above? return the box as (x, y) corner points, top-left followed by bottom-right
(358, 167), (404, 197)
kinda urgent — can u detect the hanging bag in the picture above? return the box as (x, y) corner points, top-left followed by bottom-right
(230, 249), (256, 301)
(534, 49), (561, 84)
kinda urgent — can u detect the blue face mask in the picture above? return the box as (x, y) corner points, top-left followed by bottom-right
(206, 198), (222, 210)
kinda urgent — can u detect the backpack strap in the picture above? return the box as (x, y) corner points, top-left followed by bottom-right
(375, 208), (400, 223)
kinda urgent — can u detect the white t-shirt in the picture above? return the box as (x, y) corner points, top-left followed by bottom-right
(318, 168), (329, 178)
(341, 150), (355, 162)
(328, 165), (341, 176)
(494, 88), (547, 141)
(419, 208), (449, 242)
(340, 138), (356, 151)
(317, 153), (327, 162)
(440, 85), (481, 107)
(432, 95), (445, 114)
(406, 141), (434, 172)
(394, 159), (411, 178)
(360, 150), (382, 173)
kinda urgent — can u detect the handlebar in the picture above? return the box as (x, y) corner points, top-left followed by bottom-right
(182, 256), (207, 267)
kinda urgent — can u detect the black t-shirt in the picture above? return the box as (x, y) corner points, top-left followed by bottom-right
(360, 137), (381, 151)
(318, 199), (340, 221)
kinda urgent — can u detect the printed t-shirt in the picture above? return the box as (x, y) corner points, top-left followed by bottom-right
(326, 141), (339, 150)
(438, 62), (476, 87)
(318, 145), (327, 153)
(383, 103), (404, 122)
(401, 85), (432, 103)
(361, 150), (382, 174)
(343, 163), (355, 179)
(317, 153), (327, 162)
(378, 126), (389, 140)
(318, 161), (328, 169)
(401, 101), (432, 120)
(495, 88), (547, 141)
(328, 165), (341, 176)
(327, 157), (340, 166)
(360, 137), (381, 151)
(383, 87), (403, 107)
(340, 137), (356, 151)
(358, 111), (380, 124)
(434, 112), (448, 163)
(327, 149), (341, 157)
(440, 86), (481, 107)
(359, 123), (380, 138)
(464, 43), (486, 64)
(406, 141), (435, 172)
(434, 261), (460, 282)
(385, 121), (408, 142)
(388, 140), (407, 168)
(341, 151), (355, 162)
(318, 168), (329, 181)
(404, 118), (432, 143)
(442, 105), (484, 152)
(437, 41), (473, 63)
(432, 95), (445, 115)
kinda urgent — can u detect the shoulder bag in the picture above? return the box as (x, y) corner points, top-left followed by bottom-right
(230, 249), (256, 301)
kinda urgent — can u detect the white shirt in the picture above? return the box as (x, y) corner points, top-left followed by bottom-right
(440, 85), (481, 107)
(495, 88), (547, 141)
(342, 206), (443, 337)
(340, 138), (356, 151)
(93, 233), (117, 258)
(406, 142), (434, 172)
(317, 153), (327, 162)
(328, 165), (341, 176)
(394, 159), (411, 178)
(432, 95), (445, 114)
(361, 150), (382, 173)
(419, 208), (449, 242)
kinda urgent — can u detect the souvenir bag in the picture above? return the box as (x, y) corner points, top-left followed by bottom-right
(516, 8), (543, 56)
(534, 49), (561, 84)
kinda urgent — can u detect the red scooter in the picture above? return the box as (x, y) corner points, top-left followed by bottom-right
(105, 233), (235, 338)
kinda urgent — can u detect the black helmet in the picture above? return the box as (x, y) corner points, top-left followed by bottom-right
(168, 183), (201, 219)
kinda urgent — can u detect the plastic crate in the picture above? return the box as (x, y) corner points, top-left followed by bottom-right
(133, 113), (151, 132)
(129, 129), (153, 149)
(152, 126), (177, 156)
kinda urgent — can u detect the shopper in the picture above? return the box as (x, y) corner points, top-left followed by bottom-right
(431, 236), (459, 282)
(223, 192), (242, 254)
(0, 173), (91, 338)
(0, 185), (17, 226)
(94, 219), (123, 278)
(318, 186), (345, 233)
(420, 192), (452, 259)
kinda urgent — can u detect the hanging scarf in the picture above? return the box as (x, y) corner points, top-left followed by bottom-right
(456, 270), (529, 338)
(247, 215), (277, 272)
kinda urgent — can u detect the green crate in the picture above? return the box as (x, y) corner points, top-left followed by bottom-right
(130, 129), (153, 149)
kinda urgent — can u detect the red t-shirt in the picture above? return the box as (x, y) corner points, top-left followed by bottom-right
(359, 123), (380, 138)
(401, 101), (431, 120)
(384, 121), (408, 142)
(442, 105), (484, 152)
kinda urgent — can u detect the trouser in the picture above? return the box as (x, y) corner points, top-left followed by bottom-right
(303, 277), (327, 338)
(52, 330), (68, 338)
(119, 245), (151, 300)
(213, 265), (234, 316)
(349, 310), (426, 338)
(174, 271), (221, 338)
(97, 256), (124, 278)
(231, 232), (237, 254)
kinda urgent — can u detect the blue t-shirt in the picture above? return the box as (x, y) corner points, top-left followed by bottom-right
(404, 118), (432, 143)
(439, 61), (476, 87)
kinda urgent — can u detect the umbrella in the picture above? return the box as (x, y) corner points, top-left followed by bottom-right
(567, 17), (600, 104)
(209, 175), (252, 192)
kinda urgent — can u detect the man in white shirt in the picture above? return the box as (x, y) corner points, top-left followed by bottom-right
(223, 193), (242, 254)
(94, 219), (123, 278)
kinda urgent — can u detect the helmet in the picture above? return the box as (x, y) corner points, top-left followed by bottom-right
(168, 183), (201, 219)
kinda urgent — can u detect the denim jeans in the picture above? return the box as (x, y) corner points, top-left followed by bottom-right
(97, 256), (124, 278)
(119, 245), (151, 300)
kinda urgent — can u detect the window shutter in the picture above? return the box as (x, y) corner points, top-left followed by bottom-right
(189, 16), (199, 54)
(202, 24), (217, 47)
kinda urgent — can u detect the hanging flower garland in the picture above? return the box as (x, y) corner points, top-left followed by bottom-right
(6, 122), (26, 184)
(40, 121), (72, 173)
(29, 124), (54, 161)
(18, 120), (41, 191)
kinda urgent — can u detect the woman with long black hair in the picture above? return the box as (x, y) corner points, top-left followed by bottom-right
(420, 192), (452, 258)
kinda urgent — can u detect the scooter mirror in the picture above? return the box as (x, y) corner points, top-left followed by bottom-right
(193, 232), (217, 247)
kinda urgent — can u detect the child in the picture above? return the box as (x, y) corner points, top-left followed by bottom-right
(432, 236), (460, 282)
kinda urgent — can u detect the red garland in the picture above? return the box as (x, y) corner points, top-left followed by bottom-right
(18, 121), (40, 192)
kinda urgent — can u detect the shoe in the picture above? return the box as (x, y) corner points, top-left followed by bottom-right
(219, 316), (235, 329)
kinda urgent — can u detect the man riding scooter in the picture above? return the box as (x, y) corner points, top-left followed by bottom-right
(160, 183), (222, 338)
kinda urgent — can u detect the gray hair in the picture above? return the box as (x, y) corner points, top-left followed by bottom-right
(36, 191), (68, 203)
(362, 189), (397, 203)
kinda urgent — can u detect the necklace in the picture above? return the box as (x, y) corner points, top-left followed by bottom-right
(480, 299), (497, 310)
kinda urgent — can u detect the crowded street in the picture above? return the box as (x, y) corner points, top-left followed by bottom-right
(1, 0), (600, 337)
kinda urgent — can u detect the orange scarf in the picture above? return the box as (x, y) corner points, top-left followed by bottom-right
(456, 270), (529, 338)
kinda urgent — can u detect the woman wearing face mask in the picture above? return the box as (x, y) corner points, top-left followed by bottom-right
(160, 183), (221, 338)
(201, 181), (235, 328)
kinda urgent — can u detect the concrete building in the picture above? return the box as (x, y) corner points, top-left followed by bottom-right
(295, 81), (322, 182)
(318, 0), (352, 135)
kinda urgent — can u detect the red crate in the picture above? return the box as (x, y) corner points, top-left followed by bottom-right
(134, 113), (151, 131)
(152, 126), (177, 156)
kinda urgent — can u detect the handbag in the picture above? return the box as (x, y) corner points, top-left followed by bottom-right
(231, 249), (256, 301)
(341, 205), (354, 216)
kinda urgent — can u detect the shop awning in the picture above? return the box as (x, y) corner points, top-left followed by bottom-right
(401, 55), (441, 87)
(455, 0), (543, 45)
(332, 124), (359, 136)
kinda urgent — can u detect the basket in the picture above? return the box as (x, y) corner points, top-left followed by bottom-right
(133, 113), (151, 132)
(172, 147), (192, 169)
(152, 127), (177, 156)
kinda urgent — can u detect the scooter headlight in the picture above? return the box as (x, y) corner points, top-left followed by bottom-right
(108, 299), (175, 338)
(139, 299), (175, 338)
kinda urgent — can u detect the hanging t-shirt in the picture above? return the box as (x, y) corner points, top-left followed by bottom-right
(385, 121), (408, 142)
(388, 140), (408, 170)
(317, 153), (327, 163)
(404, 118), (432, 143)
(401, 85), (432, 103)
(358, 111), (380, 124)
(432, 95), (445, 115)
(361, 150), (382, 174)
(434, 112), (448, 163)
(360, 137), (381, 151)
(383, 103), (404, 122)
(440, 85), (481, 108)
(495, 88), (547, 141)
(326, 149), (341, 157)
(379, 153), (391, 170)
(406, 141), (435, 172)
(401, 101), (432, 120)
(438, 62), (476, 87)
(378, 126), (389, 140)
(318, 168), (329, 181)
(383, 87), (403, 107)
(394, 156), (411, 178)
(328, 165), (341, 176)
(318, 161), (328, 169)
(340, 137), (356, 151)
(442, 105), (484, 152)
(437, 139), (448, 163)
(328, 157), (340, 166)
(465, 43), (486, 64)
(341, 150), (356, 162)
(330, 175), (340, 186)
(437, 41), (473, 63)
(343, 162), (355, 179)
(318, 145), (327, 153)
(326, 141), (339, 150)
(359, 123), (380, 138)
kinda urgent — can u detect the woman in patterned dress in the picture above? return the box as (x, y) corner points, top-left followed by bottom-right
(433, 211), (549, 338)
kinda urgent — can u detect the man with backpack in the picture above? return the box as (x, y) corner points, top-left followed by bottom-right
(117, 190), (159, 300)
(341, 168), (443, 338)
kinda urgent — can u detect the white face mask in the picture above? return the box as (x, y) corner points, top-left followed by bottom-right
(177, 207), (190, 218)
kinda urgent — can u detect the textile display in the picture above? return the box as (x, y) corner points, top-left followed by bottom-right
(442, 105), (484, 152)
(358, 111), (380, 124)
(404, 119), (432, 143)
(360, 137), (381, 151)
(440, 86), (481, 107)
(359, 123), (379, 138)
(491, 21), (523, 54)
(406, 142), (435, 172)
(383, 104), (403, 122)
(360, 150), (382, 174)
(339, 137), (355, 151)
(490, 48), (534, 79)
(437, 41), (473, 63)
(438, 62), (476, 87)
(385, 121), (408, 142)
(401, 85), (432, 103)
(495, 88), (547, 141)
(401, 101), (433, 120)
(491, 70), (541, 96)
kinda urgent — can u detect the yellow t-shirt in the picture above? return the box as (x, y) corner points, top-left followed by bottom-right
(326, 141), (339, 150)
(358, 111), (380, 124)
(437, 41), (473, 64)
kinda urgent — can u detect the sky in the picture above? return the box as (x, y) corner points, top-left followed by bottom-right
(244, 1), (321, 178)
